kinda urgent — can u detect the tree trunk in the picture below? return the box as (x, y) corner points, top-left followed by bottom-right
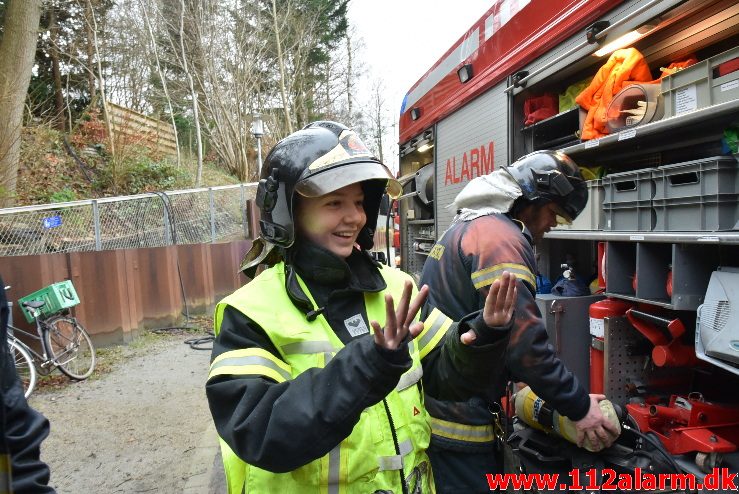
(49, 5), (65, 131)
(272, 0), (293, 133)
(372, 82), (385, 162)
(141, 0), (181, 169)
(346, 34), (353, 117)
(0, 0), (43, 206)
(85, 0), (97, 103)
(86, 0), (115, 163)
(179, 0), (203, 186)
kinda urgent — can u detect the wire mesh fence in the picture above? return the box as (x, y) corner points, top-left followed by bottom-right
(0, 184), (257, 257)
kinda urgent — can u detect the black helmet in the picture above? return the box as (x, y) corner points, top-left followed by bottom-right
(503, 150), (587, 221)
(255, 121), (401, 249)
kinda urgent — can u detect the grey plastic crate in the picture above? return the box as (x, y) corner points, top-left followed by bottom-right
(653, 156), (739, 231)
(603, 201), (655, 231)
(654, 194), (739, 231)
(603, 168), (655, 204)
(603, 169), (655, 231)
(653, 156), (739, 200)
(662, 45), (739, 118)
(555, 179), (604, 230)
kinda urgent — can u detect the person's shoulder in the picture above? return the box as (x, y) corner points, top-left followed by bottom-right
(378, 264), (415, 285)
(470, 213), (521, 232)
(466, 214), (528, 249)
(221, 266), (283, 304)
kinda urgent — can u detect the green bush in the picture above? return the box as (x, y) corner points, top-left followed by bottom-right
(91, 146), (189, 195)
(48, 188), (78, 203)
(120, 157), (188, 194)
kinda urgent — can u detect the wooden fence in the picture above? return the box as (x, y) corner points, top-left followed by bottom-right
(107, 101), (178, 158)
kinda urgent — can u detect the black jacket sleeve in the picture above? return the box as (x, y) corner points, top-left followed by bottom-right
(506, 279), (590, 421)
(205, 306), (412, 473)
(460, 220), (590, 421)
(1, 280), (55, 494)
(421, 311), (511, 402)
(2, 380), (55, 494)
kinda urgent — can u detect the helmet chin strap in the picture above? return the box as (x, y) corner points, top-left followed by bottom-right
(259, 220), (291, 246)
(356, 226), (374, 250)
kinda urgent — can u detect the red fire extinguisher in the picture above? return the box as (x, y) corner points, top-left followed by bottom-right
(589, 299), (633, 394)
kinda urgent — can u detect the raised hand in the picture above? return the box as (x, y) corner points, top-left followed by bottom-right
(461, 271), (517, 345)
(371, 281), (429, 350)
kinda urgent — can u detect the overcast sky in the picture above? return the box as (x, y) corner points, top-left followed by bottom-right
(347, 0), (492, 171)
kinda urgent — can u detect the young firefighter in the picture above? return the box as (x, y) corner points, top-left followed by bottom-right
(419, 151), (620, 493)
(205, 121), (517, 494)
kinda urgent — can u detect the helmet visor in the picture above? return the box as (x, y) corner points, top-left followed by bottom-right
(295, 160), (402, 199)
(554, 180), (588, 222)
(551, 204), (573, 225)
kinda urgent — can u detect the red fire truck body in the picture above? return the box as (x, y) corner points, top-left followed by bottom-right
(397, 0), (739, 475)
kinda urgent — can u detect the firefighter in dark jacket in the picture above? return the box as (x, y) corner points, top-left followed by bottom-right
(420, 151), (620, 493)
(0, 278), (55, 494)
(205, 121), (517, 494)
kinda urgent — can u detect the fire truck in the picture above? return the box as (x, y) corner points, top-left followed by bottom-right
(397, 0), (739, 481)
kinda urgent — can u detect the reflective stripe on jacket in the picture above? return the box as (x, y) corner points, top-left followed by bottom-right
(211, 262), (438, 494)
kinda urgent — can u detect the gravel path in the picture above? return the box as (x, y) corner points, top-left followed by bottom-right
(29, 330), (223, 493)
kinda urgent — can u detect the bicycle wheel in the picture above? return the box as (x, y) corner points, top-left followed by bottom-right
(9, 338), (37, 398)
(43, 316), (96, 380)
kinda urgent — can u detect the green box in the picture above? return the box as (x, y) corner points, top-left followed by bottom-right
(18, 280), (80, 323)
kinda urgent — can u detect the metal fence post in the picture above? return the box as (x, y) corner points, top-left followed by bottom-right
(163, 196), (172, 245)
(92, 200), (102, 251)
(240, 184), (248, 239)
(209, 187), (216, 243)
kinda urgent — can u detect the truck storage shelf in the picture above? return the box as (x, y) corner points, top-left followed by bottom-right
(520, 107), (579, 132)
(407, 219), (434, 225)
(605, 292), (675, 309)
(562, 99), (739, 161)
(545, 230), (739, 244)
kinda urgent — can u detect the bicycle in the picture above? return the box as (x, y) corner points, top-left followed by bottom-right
(5, 286), (96, 398)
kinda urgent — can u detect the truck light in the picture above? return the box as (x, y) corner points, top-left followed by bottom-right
(457, 63), (474, 83)
(594, 24), (656, 57)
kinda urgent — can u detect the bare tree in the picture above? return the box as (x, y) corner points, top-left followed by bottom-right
(85, 0), (116, 161)
(84, 0), (98, 103)
(317, 25), (364, 125)
(271, 0), (294, 133)
(0, 0), (43, 206)
(141, 0), (181, 168)
(48, 5), (66, 130)
(178, 0), (203, 185)
(104, 7), (151, 112)
(193, 0), (282, 181)
(368, 78), (387, 162)
(346, 32), (353, 118)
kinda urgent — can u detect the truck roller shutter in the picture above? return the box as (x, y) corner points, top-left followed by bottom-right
(436, 81), (509, 234)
